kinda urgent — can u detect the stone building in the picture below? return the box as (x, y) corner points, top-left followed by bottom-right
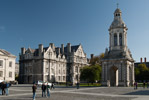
(101, 8), (135, 87)
(15, 63), (19, 79)
(19, 43), (87, 84)
(0, 49), (16, 82)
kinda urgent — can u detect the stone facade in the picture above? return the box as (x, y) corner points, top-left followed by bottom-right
(0, 49), (16, 82)
(15, 63), (19, 78)
(101, 8), (135, 87)
(19, 43), (87, 84)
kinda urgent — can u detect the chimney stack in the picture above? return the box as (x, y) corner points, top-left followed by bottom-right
(21, 47), (26, 55)
(61, 44), (64, 54)
(91, 54), (94, 59)
(67, 43), (71, 53)
(39, 44), (43, 56)
(50, 43), (55, 50)
(58, 48), (60, 55)
(140, 58), (142, 63)
(144, 57), (146, 63)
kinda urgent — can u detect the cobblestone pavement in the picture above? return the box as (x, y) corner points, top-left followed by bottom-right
(0, 84), (149, 100)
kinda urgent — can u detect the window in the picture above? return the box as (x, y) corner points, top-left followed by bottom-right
(119, 33), (122, 46)
(9, 61), (12, 67)
(114, 33), (117, 46)
(0, 60), (3, 67)
(9, 72), (12, 77)
(63, 76), (65, 81)
(58, 76), (60, 81)
(63, 70), (65, 74)
(59, 70), (61, 74)
(75, 66), (78, 73)
(46, 68), (49, 73)
(0, 71), (3, 77)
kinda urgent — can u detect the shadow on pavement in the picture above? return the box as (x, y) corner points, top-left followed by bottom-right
(124, 90), (149, 95)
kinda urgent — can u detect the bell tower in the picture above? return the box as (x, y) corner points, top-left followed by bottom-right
(101, 7), (135, 87)
(109, 7), (128, 51)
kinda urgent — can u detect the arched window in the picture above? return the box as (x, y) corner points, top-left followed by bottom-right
(114, 33), (117, 46)
(119, 33), (122, 46)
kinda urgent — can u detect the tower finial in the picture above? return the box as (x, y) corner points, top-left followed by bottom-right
(117, 3), (119, 8)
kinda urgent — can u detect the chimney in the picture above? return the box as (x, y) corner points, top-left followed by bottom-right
(58, 48), (60, 55)
(140, 58), (142, 63)
(144, 57), (146, 63)
(61, 44), (64, 54)
(91, 54), (94, 59)
(67, 43), (71, 53)
(39, 44), (43, 56)
(50, 43), (55, 50)
(21, 47), (26, 55)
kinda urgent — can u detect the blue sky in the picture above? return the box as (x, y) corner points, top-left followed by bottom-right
(0, 0), (149, 62)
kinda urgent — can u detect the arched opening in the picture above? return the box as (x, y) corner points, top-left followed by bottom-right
(119, 33), (122, 46)
(114, 34), (117, 46)
(110, 66), (118, 86)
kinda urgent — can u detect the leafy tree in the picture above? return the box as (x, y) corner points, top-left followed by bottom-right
(80, 64), (101, 85)
(90, 53), (104, 65)
(135, 64), (149, 81)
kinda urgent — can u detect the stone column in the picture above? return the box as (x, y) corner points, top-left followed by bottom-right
(132, 63), (135, 85)
(42, 59), (46, 82)
(117, 33), (119, 46)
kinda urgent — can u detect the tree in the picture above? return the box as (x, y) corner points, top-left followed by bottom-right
(135, 64), (149, 81)
(80, 64), (102, 84)
(90, 53), (104, 65)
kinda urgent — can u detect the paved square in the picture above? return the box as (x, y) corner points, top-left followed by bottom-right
(1, 84), (149, 100)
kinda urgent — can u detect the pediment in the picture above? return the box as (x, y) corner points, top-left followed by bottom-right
(0, 51), (5, 55)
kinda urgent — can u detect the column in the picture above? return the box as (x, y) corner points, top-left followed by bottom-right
(42, 59), (46, 82)
(117, 33), (119, 46)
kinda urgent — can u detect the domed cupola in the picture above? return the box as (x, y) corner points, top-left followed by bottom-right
(109, 8), (127, 30)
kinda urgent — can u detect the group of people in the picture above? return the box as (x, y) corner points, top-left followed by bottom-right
(134, 82), (149, 90)
(32, 83), (55, 100)
(0, 82), (11, 96)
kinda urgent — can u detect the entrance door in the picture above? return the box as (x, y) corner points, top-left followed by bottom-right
(110, 66), (118, 86)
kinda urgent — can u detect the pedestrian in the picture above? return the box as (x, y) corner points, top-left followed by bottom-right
(41, 83), (46, 97)
(46, 83), (50, 98)
(134, 82), (136, 90)
(1, 82), (6, 95)
(143, 82), (145, 88)
(76, 82), (79, 89)
(51, 83), (55, 89)
(147, 82), (149, 88)
(136, 82), (138, 89)
(0, 82), (2, 95)
(32, 84), (37, 100)
(5, 82), (10, 96)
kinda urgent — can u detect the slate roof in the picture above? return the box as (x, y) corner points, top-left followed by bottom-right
(32, 45), (80, 56)
(64, 45), (79, 53)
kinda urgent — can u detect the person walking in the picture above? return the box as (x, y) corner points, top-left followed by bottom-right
(136, 82), (138, 89)
(134, 82), (136, 90)
(51, 83), (55, 89)
(1, 82), (6, 95)
(5, 82), (10, 96)
(147, 82), (149, 88)
(143, 82), (145, 89)
(46, 83), (50, 98)
(0, 82), (2, 95)
(41, 83), (46, 97)
(32, 84), (37, 100)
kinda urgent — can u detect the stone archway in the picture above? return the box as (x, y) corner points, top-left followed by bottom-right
(110, 66), (118, 86)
